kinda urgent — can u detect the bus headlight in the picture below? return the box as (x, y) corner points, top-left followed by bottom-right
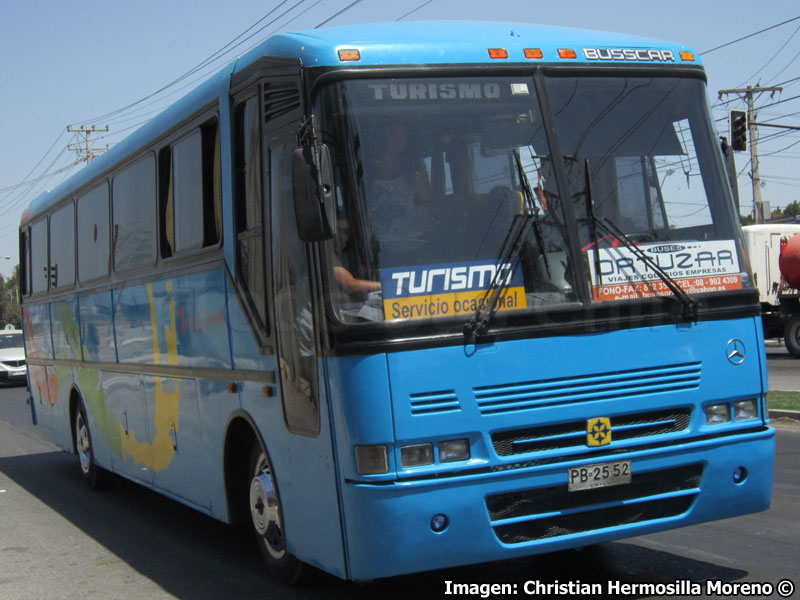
(705, 403), (731, 425)
(438, 439), (470, 463)
(401, 443), (433, 468)
(355, 445), (389, 475)
(734, 399), (758, 421)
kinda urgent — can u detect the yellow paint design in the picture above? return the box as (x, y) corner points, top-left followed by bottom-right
(119, 282), (181, 471)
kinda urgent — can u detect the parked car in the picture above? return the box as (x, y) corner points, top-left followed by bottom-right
(0, 327), (26, 383)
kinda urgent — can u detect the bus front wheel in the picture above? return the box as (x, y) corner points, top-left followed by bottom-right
(249, 442), (304, 584)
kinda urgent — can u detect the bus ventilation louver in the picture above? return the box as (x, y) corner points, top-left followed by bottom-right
(491, 407), (692, 456)
(486, 463), (703, 544)
(474, 362), (701, 416)
(409, 390), (461, 415)
(263, 81), (302, 125)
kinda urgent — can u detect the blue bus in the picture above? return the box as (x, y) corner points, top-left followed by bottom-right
(19, 21), (774, 583)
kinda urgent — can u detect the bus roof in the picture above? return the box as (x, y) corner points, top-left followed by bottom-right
(22, 21), (700, 224)
(249, 21), (699, 69)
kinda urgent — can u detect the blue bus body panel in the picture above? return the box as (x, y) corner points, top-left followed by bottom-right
(24, 266), (347, 578)
(329, 317), (773, 579)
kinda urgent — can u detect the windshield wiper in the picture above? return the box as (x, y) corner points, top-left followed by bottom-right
(583, 159), (697, 317)
(464, 151), (547, 341)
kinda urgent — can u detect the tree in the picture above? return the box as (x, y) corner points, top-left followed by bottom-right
(782, 201), (800, 219)
(0, 265), (21, 329)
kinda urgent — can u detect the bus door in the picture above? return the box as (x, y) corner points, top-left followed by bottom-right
(233, 62), (347, 577)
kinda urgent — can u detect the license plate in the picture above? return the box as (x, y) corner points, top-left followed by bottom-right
(568, 460), (631, 492)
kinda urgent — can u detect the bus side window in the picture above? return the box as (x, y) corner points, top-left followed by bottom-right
(113, 154), (157, 272)
(234, 95), (268, 331)
(20, 228), (30, 297)
(49, 201), (75, 289)
(77, 183), (110, 282)
(30, 219), (48, 295)
(159, 118), (222, 258)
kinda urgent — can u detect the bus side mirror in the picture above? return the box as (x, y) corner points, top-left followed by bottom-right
(292, 144), (335, 242)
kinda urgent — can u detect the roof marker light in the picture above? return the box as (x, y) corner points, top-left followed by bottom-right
(524, 48), (544, 59)
(338, 49), (361, 62)
(680, 51), (696, 62)
(488, 48), (508, 59)
(558, 48), (577, 59)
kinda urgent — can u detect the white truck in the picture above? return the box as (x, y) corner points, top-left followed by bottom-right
(742, 223), (800, 357)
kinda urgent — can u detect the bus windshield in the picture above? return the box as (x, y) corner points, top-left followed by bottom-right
(317, 74), (748, 325)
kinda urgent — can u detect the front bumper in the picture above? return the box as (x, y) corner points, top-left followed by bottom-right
(0, 366), (27, 381)
(339, 427), (775, 580)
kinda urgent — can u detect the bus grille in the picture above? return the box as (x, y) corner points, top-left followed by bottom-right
(475, 362), (701, 415)
(491, 407), (691, 456)
(487, 463), (703, 544)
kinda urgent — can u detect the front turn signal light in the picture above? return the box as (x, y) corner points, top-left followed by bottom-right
(355, 444), (389, 474)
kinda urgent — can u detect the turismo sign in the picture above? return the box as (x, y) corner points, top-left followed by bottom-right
(380, 260), (528, 321)
(588, 240), (743, 301)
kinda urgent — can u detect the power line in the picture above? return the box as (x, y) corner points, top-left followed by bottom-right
(701, 15), (800, 55)
(765, 47), (800, 85)
(314, 0), (364, 28)
(396, 0), (435, 20)
(0, 161), (81, 195)
(760, 137), (800, 157)
(6, 0), (322, 216)
(0, 131), (66, 201)
(737, 23), (800, 87)
(11, 0), (440, 220)
(73, 0), (313, 126)
(759, 92), (800, 110)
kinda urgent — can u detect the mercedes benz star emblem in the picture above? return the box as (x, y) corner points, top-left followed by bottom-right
(726, 339), (746, 365)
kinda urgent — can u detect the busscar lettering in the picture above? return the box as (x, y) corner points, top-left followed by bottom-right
(368, 82), (502, 101)
(583, 48), (676, 62)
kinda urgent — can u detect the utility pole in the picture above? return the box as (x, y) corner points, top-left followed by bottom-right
(67, 125), (109, 164)
(718, 85), (782, 223)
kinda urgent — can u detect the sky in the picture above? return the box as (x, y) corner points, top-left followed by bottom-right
(1, 0), (799, 280)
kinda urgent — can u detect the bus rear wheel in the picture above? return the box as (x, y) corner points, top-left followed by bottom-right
(248, 442), (304, 584)
(73, 400), (111, 490)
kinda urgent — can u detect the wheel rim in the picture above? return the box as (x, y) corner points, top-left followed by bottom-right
(75, 411), (91, 475)
(250, 453), (286, 560)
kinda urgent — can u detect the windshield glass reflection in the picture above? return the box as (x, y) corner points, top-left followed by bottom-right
(318, 77), (576, 324)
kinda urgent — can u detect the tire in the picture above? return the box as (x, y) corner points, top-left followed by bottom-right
(248, 442), (305, 584)
(784, 313), (800, 358)
(73, 400), (112, 490)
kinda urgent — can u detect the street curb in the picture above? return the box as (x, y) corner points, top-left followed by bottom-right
(768, 409), (800, 421)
